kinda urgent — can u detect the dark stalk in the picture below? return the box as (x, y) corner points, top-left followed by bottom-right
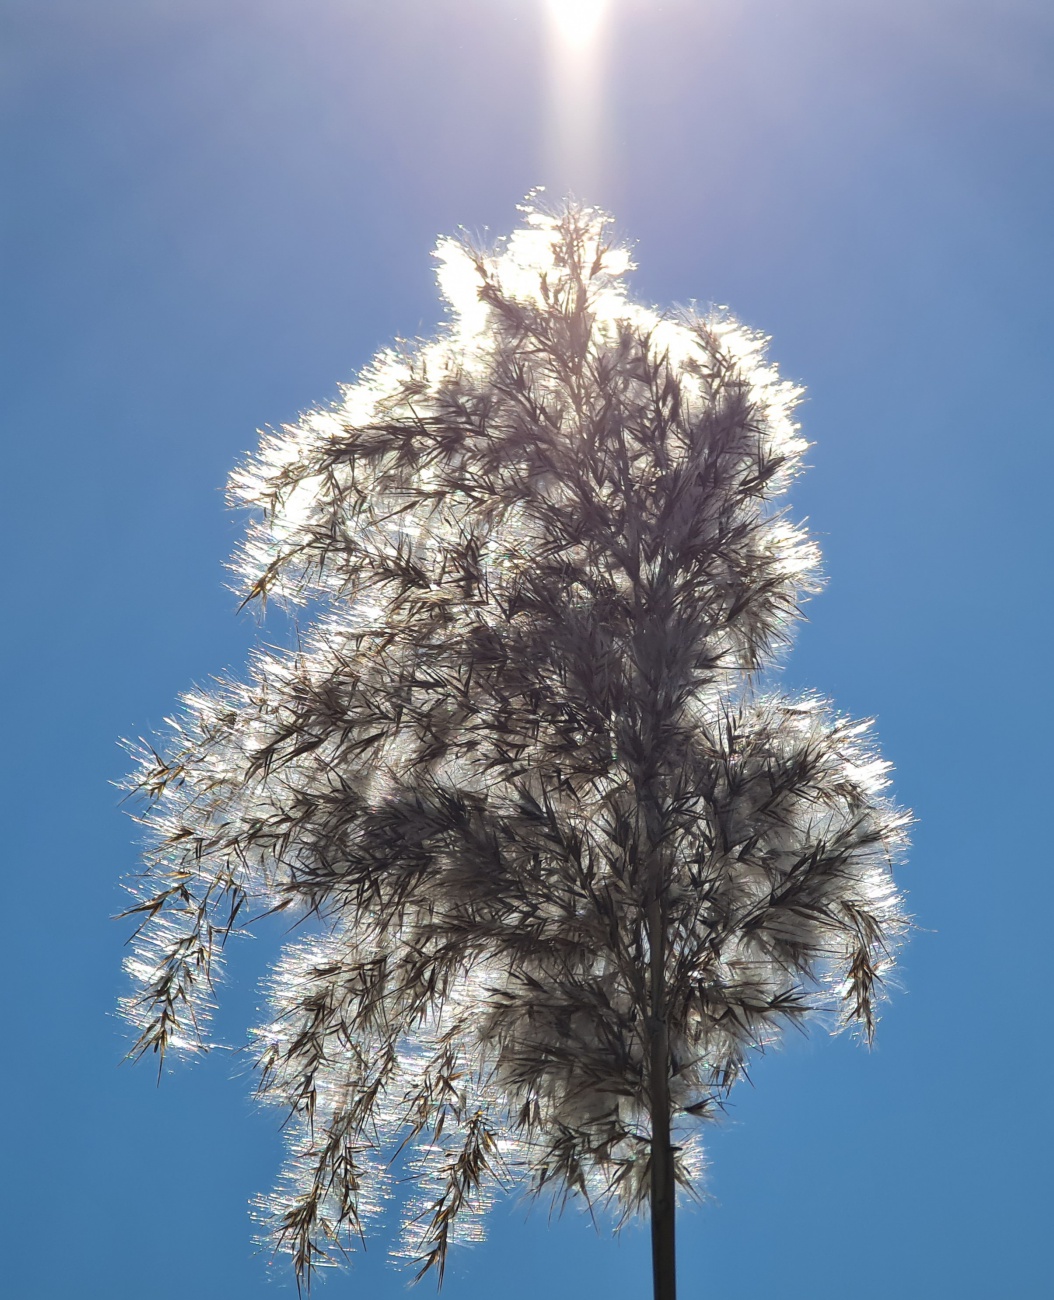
(647, 895), (676, 1300)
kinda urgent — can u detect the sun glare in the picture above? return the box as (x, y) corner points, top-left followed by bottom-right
(543, 0), (609, 196)
(547, 0), (607, 50)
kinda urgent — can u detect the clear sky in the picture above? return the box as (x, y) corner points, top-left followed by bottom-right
(2, 1), (1052, 1296)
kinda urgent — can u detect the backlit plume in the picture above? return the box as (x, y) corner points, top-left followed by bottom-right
(122, 202), (908, 1289)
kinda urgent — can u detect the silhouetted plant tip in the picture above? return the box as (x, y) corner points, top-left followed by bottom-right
(121, 200), (908, 1299)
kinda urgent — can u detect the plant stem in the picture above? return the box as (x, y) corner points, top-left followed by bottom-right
(647, 897), (677, 1300)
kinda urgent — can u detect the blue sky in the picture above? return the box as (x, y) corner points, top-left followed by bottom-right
(2, 1), (1052, 1296)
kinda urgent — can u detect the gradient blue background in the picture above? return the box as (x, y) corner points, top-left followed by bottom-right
(2, 1), (1052, 1295)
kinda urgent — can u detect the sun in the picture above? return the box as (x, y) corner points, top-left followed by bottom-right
(547, 0), (607, 50)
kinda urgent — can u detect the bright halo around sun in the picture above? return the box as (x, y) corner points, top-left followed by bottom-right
(547, 0), (607, 50)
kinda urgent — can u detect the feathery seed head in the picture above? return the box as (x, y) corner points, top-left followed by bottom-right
(122, 201), (907, 1287)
